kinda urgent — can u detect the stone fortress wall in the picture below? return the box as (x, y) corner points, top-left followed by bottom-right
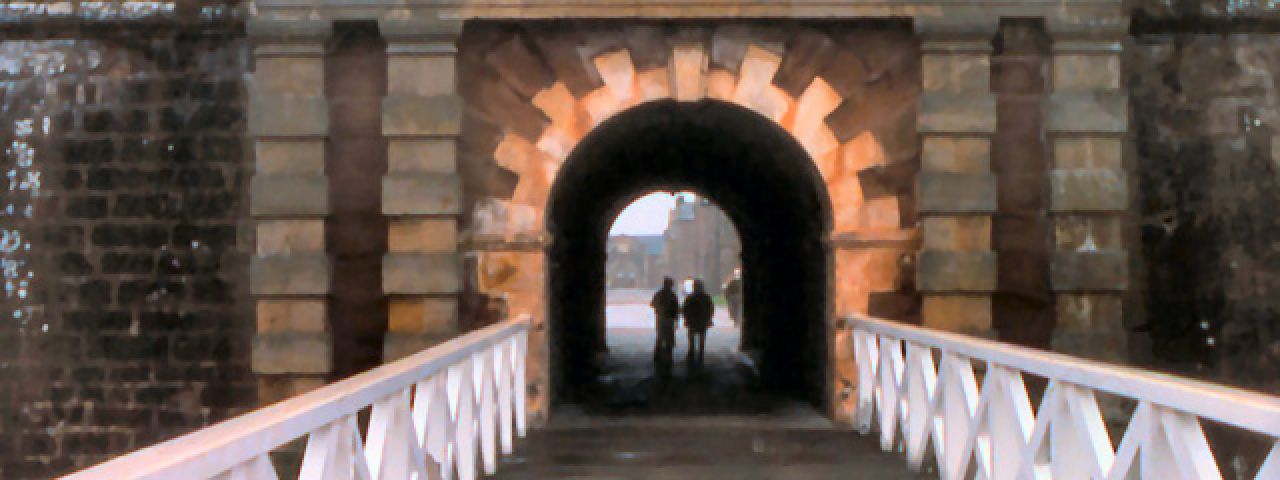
(0, 0), (1278, 476)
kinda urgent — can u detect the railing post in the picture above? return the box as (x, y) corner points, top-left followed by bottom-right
(853, 328), (878, 433)
(452, 355), (479, 480)
(247, 18), (335, 404)
(477, 348), (500, 474)
(378, 16), (467, 362)
(420, 373), (456, 478)
(514, 330), (529, 437)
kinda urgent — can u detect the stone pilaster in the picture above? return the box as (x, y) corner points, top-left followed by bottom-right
(915, 20), (999, 336)
(247, 19), (333, 403)
(379, 18), (466, 361)
(1046, 30), (1129, 362)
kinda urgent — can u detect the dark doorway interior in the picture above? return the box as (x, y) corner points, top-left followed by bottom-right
(546, 100), (833, 411)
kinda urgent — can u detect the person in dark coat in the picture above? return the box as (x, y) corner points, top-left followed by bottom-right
(681, 279), (714, 364)
(650, 277), (679, 365)
(722, 268), (742, 328)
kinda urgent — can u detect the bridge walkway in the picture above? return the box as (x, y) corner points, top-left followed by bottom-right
(493, 299), (924, 479)
(495, 412), (927, 480)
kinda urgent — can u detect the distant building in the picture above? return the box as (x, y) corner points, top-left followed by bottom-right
(606, 235), (665, 289)
(663, 196), (740, 294)
(607, 195), (740, 292)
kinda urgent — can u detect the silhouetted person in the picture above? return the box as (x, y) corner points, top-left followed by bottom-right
(650, 277), (679, 366)
(682, 279), (714, 364)
(723, 268), (742, 328)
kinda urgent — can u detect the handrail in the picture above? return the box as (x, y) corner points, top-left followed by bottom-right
(64, 316), (531, 480)
(847, 313), (1280, 479)
(850, 314), (1280, 437)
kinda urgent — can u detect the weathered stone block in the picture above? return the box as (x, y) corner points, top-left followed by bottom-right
(1048, 169), (1127, 213)
(388, 297), (458, 334)
(389, 138), (456, 173)
(922, 216), (990, 251)
(1054, 216), (1123, 250)
(255, 140), (325, 174)
(384, 253), (461, 294)
(254, 57), (324, 96)
(382, 94), (462, 137)
(917, 250), (997, 292)
(1055, 293), (1123, 332)
(855, 196), (902, 231)
(817, 50), (869, 100)
(919, 92), (996, 134)
(922, 295), (993, 334)
(1053, 54), (1121, 91)
(1046, 92), (1127, 133)
(383, 333), (453, 362)
(256, 299), (327, 333)
(257, 220), (324, 255)
(389, 218), (457, 253)
(389, 56), (456, 96)
(252, 333), (332, 375)
(250, 174), (329, 217)
(486, 35), (554, 98)
(382, 173), (462, 216)
(1050, 250), (1128, 292)
(671, 43), (710, 101)
(922, 136), (990, 173)
(248, 94), (328, 137)
(773, 30), (836, 96)
(250, 254), (331, 295)
(922, 53), (990, 93)
(917, 172), (997, 214)
(1053, 137), (1122, 170)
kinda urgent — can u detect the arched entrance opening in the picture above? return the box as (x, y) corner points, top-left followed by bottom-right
(547, 99), (833, 410)
(598, 191), (748, 414)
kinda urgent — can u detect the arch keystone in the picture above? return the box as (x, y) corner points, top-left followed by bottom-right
(670, 43), (709, 101)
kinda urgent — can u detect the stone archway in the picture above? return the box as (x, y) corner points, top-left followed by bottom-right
(546, 99), (832, 407)
(456, 21), (921, 421)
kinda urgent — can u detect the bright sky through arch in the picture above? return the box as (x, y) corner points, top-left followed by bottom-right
(609, 191), (698, 236)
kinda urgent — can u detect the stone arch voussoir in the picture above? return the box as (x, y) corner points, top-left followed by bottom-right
(456, 21), (922, 421)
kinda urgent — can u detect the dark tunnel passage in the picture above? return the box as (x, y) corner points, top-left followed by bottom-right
(546, 100), (833, 409)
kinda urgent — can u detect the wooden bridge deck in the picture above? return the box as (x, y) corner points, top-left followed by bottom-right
(496, 412), (925, 480)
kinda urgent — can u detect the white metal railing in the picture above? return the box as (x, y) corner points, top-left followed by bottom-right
(64, 316), (531, 480)
(849, 314), (1280, 480)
